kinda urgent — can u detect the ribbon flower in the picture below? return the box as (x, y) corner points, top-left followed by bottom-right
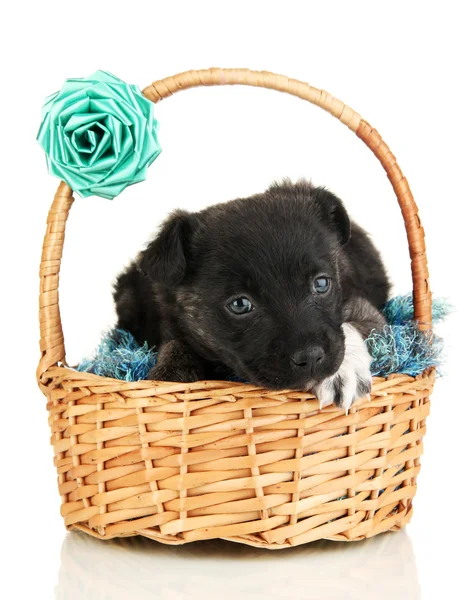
(37, 71), (161, 199)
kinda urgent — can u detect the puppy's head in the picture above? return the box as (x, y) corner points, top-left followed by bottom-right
(140, 181), (351, 390)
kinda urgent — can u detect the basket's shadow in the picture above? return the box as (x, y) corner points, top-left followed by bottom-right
(56, 529), (420, 599)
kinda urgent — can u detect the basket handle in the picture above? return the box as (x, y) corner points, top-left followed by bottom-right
(37, 68), (431, 381)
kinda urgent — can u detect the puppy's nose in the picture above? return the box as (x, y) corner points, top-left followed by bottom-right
(291, 346), (325, 369)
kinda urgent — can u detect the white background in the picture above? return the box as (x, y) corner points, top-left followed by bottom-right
(1, 1), (472, 598)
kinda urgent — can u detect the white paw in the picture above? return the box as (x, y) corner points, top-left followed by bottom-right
(314, 323), (372, 413)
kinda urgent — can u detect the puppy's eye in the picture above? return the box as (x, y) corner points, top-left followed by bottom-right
(227, 297), (253, 315)
(313, 276), (331, 294)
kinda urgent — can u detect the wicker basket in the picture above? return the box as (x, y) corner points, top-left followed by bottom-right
(38, 68), (434, 549)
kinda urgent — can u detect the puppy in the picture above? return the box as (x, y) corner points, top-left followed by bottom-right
(113, 180), (389, 411)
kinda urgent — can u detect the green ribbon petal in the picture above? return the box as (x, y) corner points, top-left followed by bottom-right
(86, 70), (124, 86)
(71, 123), (98, 154)
(88, 123), (112, 166)
(56, 97), (91, 127)
(88, 97), (134, 126)
(41, 91), (59, 119)
(64, 112), (109, 131)
(63, 130), (83, 166)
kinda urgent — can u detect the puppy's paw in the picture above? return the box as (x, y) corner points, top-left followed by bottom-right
(147, 362), (202, 383)
(147, 340), (205, 383)
(314, 323), (372, 412)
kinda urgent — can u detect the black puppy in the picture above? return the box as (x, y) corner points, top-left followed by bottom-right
(113, 180), (389, 411)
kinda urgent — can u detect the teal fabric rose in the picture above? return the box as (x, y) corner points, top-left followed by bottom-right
(37, 70), (161, 200)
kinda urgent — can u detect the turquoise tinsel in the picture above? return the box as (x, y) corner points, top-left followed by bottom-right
(76, 329), (157, 382)
(76, 294), (450, 382)
(381, 293), (451, 326)
(366, 294), (450, 377)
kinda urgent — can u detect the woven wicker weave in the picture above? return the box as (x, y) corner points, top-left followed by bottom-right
(38, 68), (434, 548)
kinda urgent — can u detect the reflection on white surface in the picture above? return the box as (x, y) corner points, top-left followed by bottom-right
(56, 529), (420, 599)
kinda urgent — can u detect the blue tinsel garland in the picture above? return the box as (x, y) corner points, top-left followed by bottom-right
(76, 294), (450, 382)
(77, 329), (157, 382)
(367, 294), (450, 377)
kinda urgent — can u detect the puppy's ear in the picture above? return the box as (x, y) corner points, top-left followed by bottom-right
(318, 189), (351, 245)
(330, 199), (351, 245)
(139, 210), (197, 286)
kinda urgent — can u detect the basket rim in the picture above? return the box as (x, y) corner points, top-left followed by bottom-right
(40, 363), (436, 406)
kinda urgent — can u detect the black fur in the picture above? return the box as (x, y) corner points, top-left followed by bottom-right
(113, 180), (389, 390)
